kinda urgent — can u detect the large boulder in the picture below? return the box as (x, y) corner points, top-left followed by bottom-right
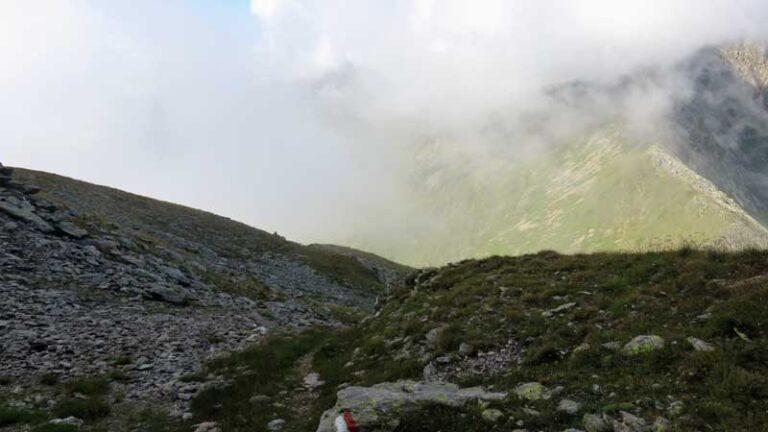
(315, 381), (507, 432)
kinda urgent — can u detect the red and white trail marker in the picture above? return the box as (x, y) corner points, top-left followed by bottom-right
(333, 410), (358, 432)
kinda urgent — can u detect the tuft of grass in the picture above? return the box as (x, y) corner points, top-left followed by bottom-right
(31, 424), (80, 432)
(179, 372), (208, 383)
(0, 407), (44, 426)
(112, 356), (132, 366)
(53, 399), (110, 421)
(108, 370), (130, 383)
(40, 373), (59, 386)
(121, 408), (182, 432)
(392, 404), (488, 432)
(65, 377), (109, 397)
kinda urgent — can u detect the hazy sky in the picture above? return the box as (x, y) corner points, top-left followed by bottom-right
(2, 0), (768, 244)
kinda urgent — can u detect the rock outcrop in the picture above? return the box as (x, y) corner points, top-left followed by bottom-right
(315, 381), (507, 432)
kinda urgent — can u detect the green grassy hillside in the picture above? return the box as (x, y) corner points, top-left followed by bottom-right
(352, 125), (768, 266)
(182, 248), (768, 431)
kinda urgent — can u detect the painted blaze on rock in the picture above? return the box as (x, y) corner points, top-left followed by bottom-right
(315, 381), (507, 432)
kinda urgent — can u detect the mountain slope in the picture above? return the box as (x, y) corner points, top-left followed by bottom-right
(341, 44), (768, 267)
(180, 249), (768, 432)
(13, 168), (405, 305)
(0, 166), (409, 429)
(673, 44), (768, 228)
(352, 125), (768, 266)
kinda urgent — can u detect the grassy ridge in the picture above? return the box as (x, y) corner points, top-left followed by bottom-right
(186, 248), (768, 431)
(351, 127), (768, 266)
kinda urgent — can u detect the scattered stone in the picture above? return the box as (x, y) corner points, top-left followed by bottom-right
(425, 326), (447, 348)
(543, 302), (576, 317)
(686, 337), (715, 352)
(601, 341), (622, 351)
(304, 372), (325, 389)
(83, 245), (101, 257)
(557, 399), (582, 415)
(20, 184), (42, 195)
(422, 362), (438, 382)
(56, 221), (88, 238)
(267, 419), (286, 431)
(582, 413), (610, 432)
(514, 382), (549, 401)
(481, 408), (504, 423)
(734, 327), (751, 342)
(522, 408), (541, 416)
(653, 416), (671, 431)
(194, 422), (220, 432)
(50, 416), (84, 427)
(623, 335), (665, 355)
(459, 342), (474, 355)
(143, 286), (192, 306)
(667, 400), (684, 417)
(612, 411), (646, 432)
(573, 343), (590, 354)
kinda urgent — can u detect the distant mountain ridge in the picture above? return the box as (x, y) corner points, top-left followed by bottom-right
(344, 43), (768, 266)
(674, 43), (768, 228)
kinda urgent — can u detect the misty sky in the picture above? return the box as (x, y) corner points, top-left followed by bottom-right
(2, 0), (768, 244)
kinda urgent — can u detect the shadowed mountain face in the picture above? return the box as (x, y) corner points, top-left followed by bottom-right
(673, 45), (768, 227)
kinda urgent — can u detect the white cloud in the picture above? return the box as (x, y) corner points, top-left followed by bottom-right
(251, 0), (284, 19)
(248, 0), (768, 130)
(2, 0), (768, 247)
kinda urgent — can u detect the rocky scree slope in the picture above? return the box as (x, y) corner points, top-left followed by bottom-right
(0, 165), (407, 429)
(185, 248), (768, 431)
